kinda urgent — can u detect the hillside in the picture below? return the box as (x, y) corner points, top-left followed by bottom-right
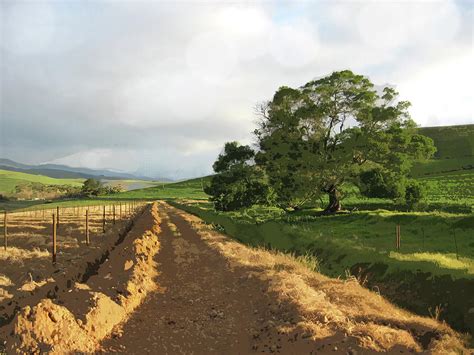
(0, 158), (166, 181)
(103, 176), (211, 201)
(418, 124), (474, 160)
(0, 169), (84, 195)
(412, 124), (474, 177)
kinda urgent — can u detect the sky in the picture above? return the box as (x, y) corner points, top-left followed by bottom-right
(0, 0), (473, 180)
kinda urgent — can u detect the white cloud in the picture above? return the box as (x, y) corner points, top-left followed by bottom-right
(269, 22), (320, 68)
(399, 48), (474, 126)
(356, 0), (461, 51)
(1, 2), (56, 54)
(48, 148), (140, 172)
(1, 0), (472, 178)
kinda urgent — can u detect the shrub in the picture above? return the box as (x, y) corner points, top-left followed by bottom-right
(405, 180), (426, 211)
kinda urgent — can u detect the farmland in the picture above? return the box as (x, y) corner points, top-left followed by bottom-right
(0, 125), (473, 341)
(0, 202), (145, 327)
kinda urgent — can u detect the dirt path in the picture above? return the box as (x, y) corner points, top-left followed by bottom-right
(101, 204), (359, 354)
(99, 203), (468, 354)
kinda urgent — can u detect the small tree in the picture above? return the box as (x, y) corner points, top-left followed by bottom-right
(359, 168), (405, 200)
(81, 178), (102, 197)
(405, 180), (426, 210)
(205, 142), (272, 211)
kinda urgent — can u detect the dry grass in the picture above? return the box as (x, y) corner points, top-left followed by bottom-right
(171, 204), (469, 354)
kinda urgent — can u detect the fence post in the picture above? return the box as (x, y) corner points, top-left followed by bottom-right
(422, 227), (425, 250)
(113, 205), (116, 225)
(85, 209), (90, 246)
(52, 213), (57, 264)
(56, 206), (60, 230)
(102, 205), (106, 233)
(453, 228), (459, 260)
(396, 224), (401, 251)
(119, 203), (122, 219)
(3, 212), (7, 250)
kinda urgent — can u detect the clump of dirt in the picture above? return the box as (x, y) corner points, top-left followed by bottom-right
(173, 205), (470, 353)
(2, 202), (161, 354)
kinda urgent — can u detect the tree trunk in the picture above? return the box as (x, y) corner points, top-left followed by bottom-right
(324, 186), (341, 214)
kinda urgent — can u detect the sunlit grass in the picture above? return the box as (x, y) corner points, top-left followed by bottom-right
(389, 252), (474, 275)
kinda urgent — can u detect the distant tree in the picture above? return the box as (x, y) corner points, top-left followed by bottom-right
(255, 70), (436, 213)
(81, 178), (102, 197)
(205, 142), (272, 211)
(103, 184), (125, 195)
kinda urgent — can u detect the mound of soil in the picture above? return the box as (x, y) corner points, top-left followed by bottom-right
(1, 202), (161, 353)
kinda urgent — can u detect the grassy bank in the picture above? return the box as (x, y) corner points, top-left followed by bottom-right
(170, 200), (474, 337)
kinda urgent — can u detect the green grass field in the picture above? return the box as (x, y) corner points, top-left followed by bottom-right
(418, 124), (474, 160)
(101, 179), (162, 191)
(0, 169), (84, 195)
(102, 177), (209, 201)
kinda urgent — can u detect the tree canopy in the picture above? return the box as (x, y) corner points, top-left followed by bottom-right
(205, 71), (436, 213)
(254, 70), (436, 212)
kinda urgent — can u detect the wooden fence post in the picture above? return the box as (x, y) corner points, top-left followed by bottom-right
(113, 205), (116, 225)
(3, 212), (7, 250)
(102, 205), (106, 233)
(119, 203), (122, 219)
(85, 210), (90, 246)
(396, 224), (401, 251)
(56, 206), (60, 230)
(422, 227), (425, 250)
(52, 213), (57, 264)
(453, 228), (459, 260)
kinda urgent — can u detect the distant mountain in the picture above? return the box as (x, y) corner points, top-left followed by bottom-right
(0, 158), (171, 181)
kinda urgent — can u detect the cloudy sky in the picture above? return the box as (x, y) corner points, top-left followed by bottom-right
(0, 0), (473, 179)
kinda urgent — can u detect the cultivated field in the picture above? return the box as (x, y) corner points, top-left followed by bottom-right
(0, 202), (145, 327)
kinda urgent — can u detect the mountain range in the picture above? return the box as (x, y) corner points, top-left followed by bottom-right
(0, 158), (172, 181)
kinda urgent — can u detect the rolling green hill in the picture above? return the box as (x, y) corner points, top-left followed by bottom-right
(418, 124), (474, 160)
(103, 176), (210, 201)
(0, 169), (84, 195)
(412, 124), (474, 177)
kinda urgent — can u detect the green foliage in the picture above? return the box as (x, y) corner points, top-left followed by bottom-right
(359, 168), (405, 199)
(205, 142), (272, 211)
(405, 180), (426, 211)
(255, 70), (436, 213)
(81, 178), (102, 197)
(212, 142), (255, 173)
(12, 182), (81, 200)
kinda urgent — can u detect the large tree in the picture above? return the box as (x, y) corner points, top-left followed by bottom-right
(255, 70), (435, 213)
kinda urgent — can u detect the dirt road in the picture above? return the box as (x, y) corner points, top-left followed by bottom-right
(101, 204), (335, 354)
(100, 203), (466, 354)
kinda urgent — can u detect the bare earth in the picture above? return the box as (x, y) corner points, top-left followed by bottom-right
(100, 203), (467, 354)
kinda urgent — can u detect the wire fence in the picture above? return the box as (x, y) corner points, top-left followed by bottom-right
(1, 201), (147, 264)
